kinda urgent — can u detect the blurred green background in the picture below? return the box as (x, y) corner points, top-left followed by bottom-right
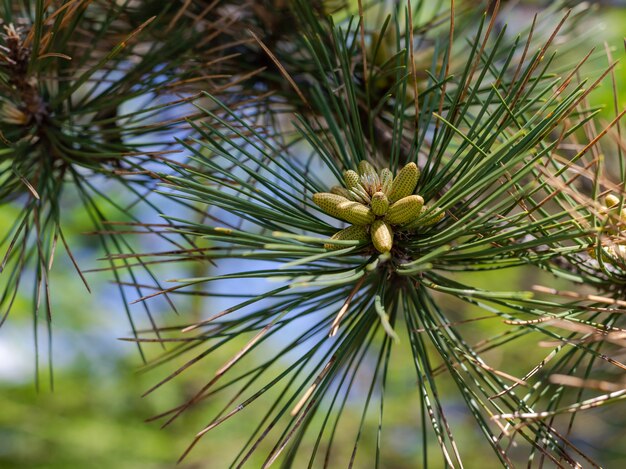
(1, 3), (625, 468)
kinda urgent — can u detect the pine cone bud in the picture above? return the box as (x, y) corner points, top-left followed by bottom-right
(384, 195), (424, 225)
(388, 163), (420, 203)
(371, 191), (390, 216)
(605, 194), (620, 208)
(337, 201), (375, 225)
(343, 170), (361, 190)
(371, 220), (393, 253)
(312, 192), (351, 219)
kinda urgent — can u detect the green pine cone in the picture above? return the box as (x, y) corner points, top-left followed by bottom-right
(599, 194), (626, 228)
(388, 162), (420, 203)
(337, 201), (375, 225)
(605, 195), (626, 223)
(324, 225), (369, 250)
(384, 195), (424, 225)
(371, 220), (393, 253)
(343, 170), (361, 190)
(312, 192), (351, 219)
(371, 191), (390, 216)
(605, 194), (620, 208)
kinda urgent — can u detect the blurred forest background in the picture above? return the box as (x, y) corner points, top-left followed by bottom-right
(1, 1), (626, 468)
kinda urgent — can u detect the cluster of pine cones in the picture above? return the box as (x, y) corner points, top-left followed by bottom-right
(313, 161), (444, 253)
